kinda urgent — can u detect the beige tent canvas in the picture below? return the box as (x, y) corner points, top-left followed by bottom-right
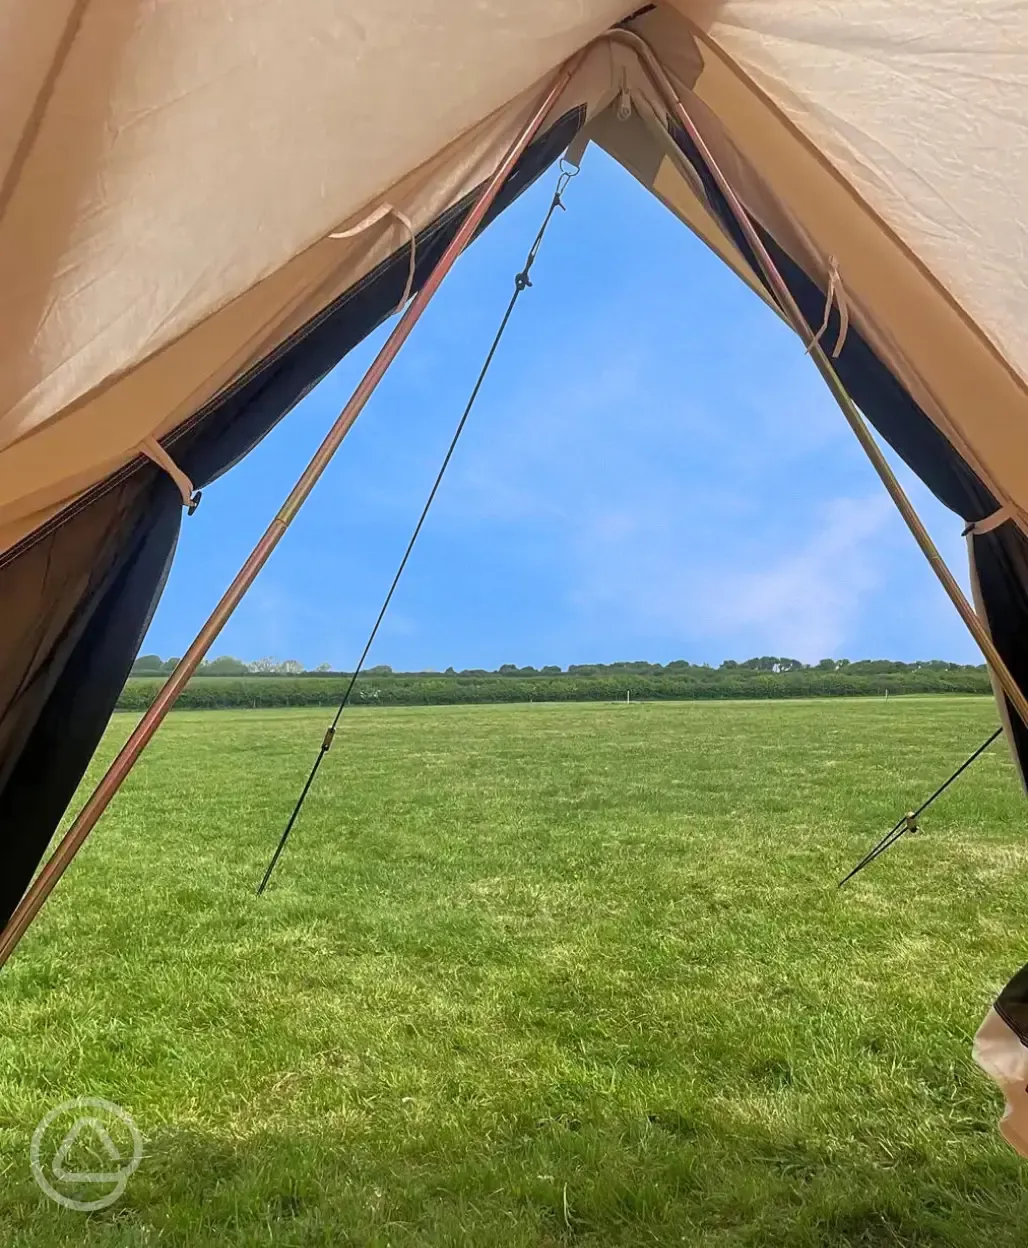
(3, 1), (1028, 1150)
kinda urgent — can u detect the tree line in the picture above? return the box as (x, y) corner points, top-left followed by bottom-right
(120, 654), (991, 711)
(130, 653), (986, 678)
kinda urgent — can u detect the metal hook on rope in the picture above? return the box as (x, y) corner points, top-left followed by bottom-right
(514, 157), (578, 292)
(838, 725), (1003, 887)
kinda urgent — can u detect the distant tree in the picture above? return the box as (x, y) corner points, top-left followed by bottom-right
(366, 664), (393, 675)
(161, 656), (182, 673)
(315, 662), (332, 672)
(816, 658), (837, 671)
(279, 659), (304, 674)
(540, 665), (561, 675)
(720, 659), (739, 670)
(131, 654), (164, 675)
(250, 656), (280, 674)
(444, 666), (457, 675)
(519, 666), (538, 675)
(498, 664), (518, 675)
(203, 655), (250, 675)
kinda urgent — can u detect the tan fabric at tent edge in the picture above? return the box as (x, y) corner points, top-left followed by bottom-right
(974, 1009), (1028, 1158)
(0, 0), (84, 210)
(586, 106), (778, 314)
(584, 5), (777, 310)
(0, 1), (632, 520)
(664, 4), (1028, 538)
(703, 0), (1028, 388)
(0, 32), (635, 555)
(0, 95), (533, 547)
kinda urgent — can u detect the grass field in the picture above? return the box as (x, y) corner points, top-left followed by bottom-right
(2, 697), (1028, 1245)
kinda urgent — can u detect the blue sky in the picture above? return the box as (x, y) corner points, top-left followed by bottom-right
(143, 146), (978, 671)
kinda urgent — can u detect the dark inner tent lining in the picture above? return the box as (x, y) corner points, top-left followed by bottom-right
(997, 962), (1028, 1044)
(666, 119), (1028, 789)
(0, 106), (586, 929)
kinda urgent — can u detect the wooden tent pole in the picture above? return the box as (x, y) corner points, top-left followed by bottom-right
(611, 28), (1028, 734)
(0, 55), (582, 971)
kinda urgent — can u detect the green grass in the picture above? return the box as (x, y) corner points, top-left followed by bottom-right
(2, 696), (1028, 1245)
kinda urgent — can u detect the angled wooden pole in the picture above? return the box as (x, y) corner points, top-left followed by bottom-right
(611, 28), (1028, 734)
(0, 54), (583, 971)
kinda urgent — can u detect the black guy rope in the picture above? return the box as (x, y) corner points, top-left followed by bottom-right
(838, 725), (1003, 887)
(257, 159), (580, 895)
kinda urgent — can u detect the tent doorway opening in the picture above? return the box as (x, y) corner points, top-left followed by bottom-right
(3, 11), (1028, 1151)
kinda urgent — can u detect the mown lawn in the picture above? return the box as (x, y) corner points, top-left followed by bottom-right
(2, 697), (1027, 1245)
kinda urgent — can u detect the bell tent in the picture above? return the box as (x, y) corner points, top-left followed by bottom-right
(3, 0), (1028, 1150)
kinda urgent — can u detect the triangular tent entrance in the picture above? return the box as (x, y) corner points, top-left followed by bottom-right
(3, 1), (1028, 1148)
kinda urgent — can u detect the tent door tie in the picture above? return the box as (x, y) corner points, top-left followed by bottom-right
(807, 255), (849, 360)
(963, 505), (1012, 537)
(331, 203), (416, 313)
(139, 436), (201, 514)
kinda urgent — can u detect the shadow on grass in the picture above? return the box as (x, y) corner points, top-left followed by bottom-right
(6, 1107), (1028, 1247)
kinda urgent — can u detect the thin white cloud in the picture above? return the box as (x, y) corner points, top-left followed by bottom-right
(423, 314), (912, 662)
(567, 493), (897, 662)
